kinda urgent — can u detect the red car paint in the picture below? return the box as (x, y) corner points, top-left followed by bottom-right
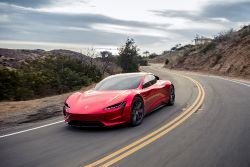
(63, 72), (173, 126)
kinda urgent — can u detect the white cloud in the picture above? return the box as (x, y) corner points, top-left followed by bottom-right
(0, 0), (249, 53)
(167, 19), (228, 31)
(0, 14), (9, 22)
(91, 23), (171, 37)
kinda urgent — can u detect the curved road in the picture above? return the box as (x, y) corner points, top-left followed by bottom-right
(1, 64), (250, 167)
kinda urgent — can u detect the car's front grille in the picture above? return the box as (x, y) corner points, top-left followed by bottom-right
(68, 121), (104, 127)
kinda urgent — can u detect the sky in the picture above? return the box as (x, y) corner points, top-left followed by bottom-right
(0, 0), (249, 54)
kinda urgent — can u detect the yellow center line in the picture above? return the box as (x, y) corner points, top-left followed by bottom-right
(85, 72), (205, 167)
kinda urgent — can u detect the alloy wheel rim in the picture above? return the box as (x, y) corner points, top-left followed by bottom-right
(133, 101), (143, 123)
(170, 88), (175, 103)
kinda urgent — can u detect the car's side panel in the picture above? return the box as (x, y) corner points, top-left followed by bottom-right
(149, 81), (166, 108)
(142, 80), (172, 114)
(158, 80), (171, 103)
(140, 86), (154, 113)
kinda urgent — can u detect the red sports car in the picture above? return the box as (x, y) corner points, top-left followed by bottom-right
(63, 72), (175, 127)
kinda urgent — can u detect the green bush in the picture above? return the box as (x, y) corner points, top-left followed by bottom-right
(239, 26), (250, 38)
(15, 87), (34, 101)
(165, 59), (169, 65)
(137, 56), (148, 66)
(202, 42), (216, 54)
(148, 53), (158, 59)
(0, 68), (20, 100)
(0, 56), (102, 101)
(117, 38), (139, 72)
(214, 29), (234, 42)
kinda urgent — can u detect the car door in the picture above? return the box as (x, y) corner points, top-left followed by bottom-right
(149, 75), (165, 107)
(140, 74), (158, 113)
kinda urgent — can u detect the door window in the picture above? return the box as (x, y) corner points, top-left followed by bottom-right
(143, 75), (156, 88)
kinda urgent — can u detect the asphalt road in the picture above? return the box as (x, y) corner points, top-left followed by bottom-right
(1, 64), (250, 167)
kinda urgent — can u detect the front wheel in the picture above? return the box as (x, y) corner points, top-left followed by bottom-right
(168, 85), (175, 106)
(131, 97), (144, 126)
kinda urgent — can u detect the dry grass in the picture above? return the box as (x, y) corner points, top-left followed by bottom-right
(0, 84), (94, 116)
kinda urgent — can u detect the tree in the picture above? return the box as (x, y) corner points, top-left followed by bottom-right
(143, 50), (150, 57)
(148, 53), (158, 59)
(0, 68), (20, 100)
(100, 51), (113, 75)
(100, 51), (112, 59)
(171, 44), (181, 52)
(86, 47), (97, 65)
(118, 38), (139, 72)
(162, 50), (170, 55)
(137, 55), (148, 66)
(165, 59), (169, 65)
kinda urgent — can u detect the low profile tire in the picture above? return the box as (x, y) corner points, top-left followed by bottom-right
(168, 85), (175, 106)
(131, 97), (144, 126)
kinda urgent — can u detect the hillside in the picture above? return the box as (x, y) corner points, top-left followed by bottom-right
(150, 25), (250, 79)
(0, 48), (90, 68)
(0, 48), (123, 101)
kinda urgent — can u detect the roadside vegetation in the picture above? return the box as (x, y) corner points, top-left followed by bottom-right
(0, 38), (148, 101)
(117, 38), (148, 72)
(117, 38), (140, 72)
(0, 56), (102, 101)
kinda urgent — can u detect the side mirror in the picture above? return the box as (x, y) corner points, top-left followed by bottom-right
(155, 76), (160, 80)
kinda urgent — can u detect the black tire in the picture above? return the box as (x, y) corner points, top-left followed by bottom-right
(168, 85), (175, 106)
(131, 97), (144, 126)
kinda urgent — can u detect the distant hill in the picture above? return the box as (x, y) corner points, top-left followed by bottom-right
(0, 48), (90, 68)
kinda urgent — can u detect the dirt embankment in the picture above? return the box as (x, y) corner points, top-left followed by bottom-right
(0, 84), (94, 131)
(173, 36), (250, 79)
(151, 25), (250, 79)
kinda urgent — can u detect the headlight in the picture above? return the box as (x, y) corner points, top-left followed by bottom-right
(64, 102), (70, 109)
(63, 102), (70, 116)
(104, 101), (126, 110)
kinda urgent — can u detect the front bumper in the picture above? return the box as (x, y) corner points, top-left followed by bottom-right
(63, 107), (130, 127)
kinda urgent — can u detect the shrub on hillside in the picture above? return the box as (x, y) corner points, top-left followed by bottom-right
(202, 42), (216, 54)
(214, 29), (234, 42)
(0, 56), (102, 101)
(239, 25), (250, 38)
(0, 68), (20, 100)
(148, 53), (158, 59)
(165, 59), (169, 65)
(137, 56), (148, 66)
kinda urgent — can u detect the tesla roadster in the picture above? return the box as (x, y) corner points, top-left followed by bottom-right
(63, 72), (175, 127)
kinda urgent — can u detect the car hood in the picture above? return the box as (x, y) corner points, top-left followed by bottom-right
(66, 90), (131, 114)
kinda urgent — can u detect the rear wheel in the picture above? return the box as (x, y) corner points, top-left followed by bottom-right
(131, 97), (144, 126)
(168, 85), (175, 105)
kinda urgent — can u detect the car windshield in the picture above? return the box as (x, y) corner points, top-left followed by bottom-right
(94, 74), (143, 90)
